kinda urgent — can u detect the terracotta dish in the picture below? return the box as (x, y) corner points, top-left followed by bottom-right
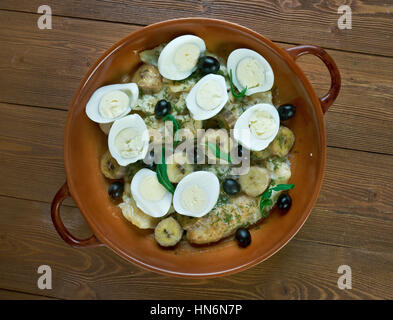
(51, 18), (340, 278)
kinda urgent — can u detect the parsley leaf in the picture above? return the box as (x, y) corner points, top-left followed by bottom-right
(156, 148), (175, 194)
(259, 183), (295, 217)
(229, 69), (247, 98)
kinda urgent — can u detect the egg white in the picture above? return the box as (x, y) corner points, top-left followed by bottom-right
(227, 48), (274, 96)
(85, 83), (138, 124)
(173, 171), (220, 218)
(131, 168), (173, 218)
(234, 103), (279, 151)
(186, 74), (228, 120)
(108, 114), (149, 166)
(158, 35), (206, 80)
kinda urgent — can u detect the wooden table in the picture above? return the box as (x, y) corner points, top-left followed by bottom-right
(0, 1), (392, 300)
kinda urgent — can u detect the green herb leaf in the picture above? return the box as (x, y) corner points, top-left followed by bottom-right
(271, 184), (295, 192)
(163, 114), (182, 148)
(223, 213), (232, 224)
(156, 148), (175, 194)
(259, 183), (295, 217)
(163, 114), (179, 132)
(229, 69), (247, 98)
(205, 142), (232, 163)
(260, 189), (272, 200)
(260, 198), (273, 218)
(173, 140), (181, 147)
(156, 164), (174, 194)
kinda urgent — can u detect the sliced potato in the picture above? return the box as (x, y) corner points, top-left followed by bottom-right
(154, 217), (183, 247)
(132, 64), (162, 94)
(215, 109), (237, 130)
(100, 151), (127, 179)
(251, 149), (272, 164)
(267, 160), (291, 185)
(268, 126), (295, 157)
(166, 152), (193, 183)
(239, 166), (271, 197)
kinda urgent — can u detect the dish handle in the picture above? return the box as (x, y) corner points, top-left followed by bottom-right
(51, 182), (102, 248)
(285, 45), (341, 114)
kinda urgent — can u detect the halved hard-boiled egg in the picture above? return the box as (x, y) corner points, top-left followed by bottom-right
(86, 83), (139, 123)
(131, 168), (173, 218)
(108, 114), (149, 166)
(186, 74), (228, 120)
(227, 48), (274, 95)
(234, 103), (279, 151)
(173, 171), (220, 218)
(158, 35), (206, 80)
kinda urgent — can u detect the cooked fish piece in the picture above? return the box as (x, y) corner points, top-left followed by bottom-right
(184, 194), (261, 244)
(183, 176), (289, 244)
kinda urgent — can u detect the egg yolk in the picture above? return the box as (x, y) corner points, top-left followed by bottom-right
(196, 79), (223, 110)
(139, 174), (166, 201)
(174, 43), (200, 72)
(99, 90), (129, 119)
(114, 128), (144, 159)
(181, 185), (207, 213)
(236, 57), (265, 89)
(249, 111), (277, 139)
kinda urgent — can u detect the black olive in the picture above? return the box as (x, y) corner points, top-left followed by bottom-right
(143, 150), (156, 169)
(154, 99), (171, 119)
(197, 56), (220, 74)
(223, 179), (240, 195)
(236, 144), (250, 161)
(235, 228), (251, 247)
(278, 104), (296, 121)
(277, 193), (292, 211)
(237, 145), (243, 157)
(108, 182), (124, 199)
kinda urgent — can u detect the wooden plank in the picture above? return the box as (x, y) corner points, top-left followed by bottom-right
(1, 1), (392, 56)
(0, 195), (391, 299)
(0, 103), (69, 205)
(0, 10), (138, 110)
(0, 103), (392, 253)
(0, 11), (392, 155)
(0, 288), (57, 300)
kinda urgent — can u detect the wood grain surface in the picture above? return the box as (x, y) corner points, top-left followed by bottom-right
(1, 0), (392, 56)
(0, 1), (392, 300)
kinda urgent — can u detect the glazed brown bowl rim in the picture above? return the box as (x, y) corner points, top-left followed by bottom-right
(64, 17), (326, 278)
